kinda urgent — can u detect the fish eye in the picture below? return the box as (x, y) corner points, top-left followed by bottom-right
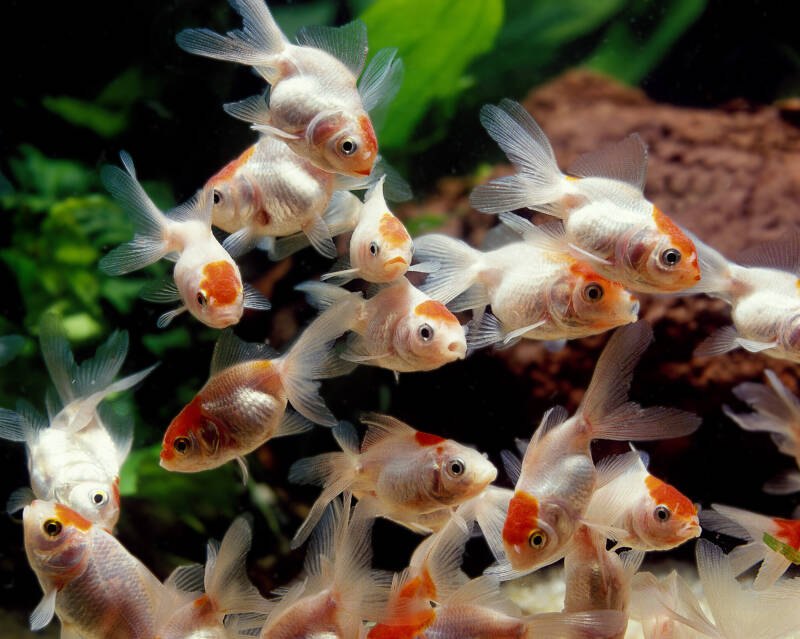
(43, 519), (62, 537)
(654, 505), (671, 522)
(196, 291), (208, 308)
(369, 241), (380, 257)
(583, 283), (604, 302)
(174, 436), (191, 455)
(418, 323), (434, 342)
(339, 137), (358, 156)
(528, 529), (547, 549)
(213, 189), (223, 205)
(660, 248), (682, 267)
(446, 458), (465, 477)
(91, 490), (108, 506)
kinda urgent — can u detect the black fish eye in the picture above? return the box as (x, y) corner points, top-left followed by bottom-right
(528, 529), (547, 548)
(174, 436), (191, 454)
(369, 241), (379, 256)
(447, 458), (465, 476)
(43, 519), (62, 537)
(661, 248), (681, 267)
(339, 137), (358, 156)
(92, 490), (108, 505)
(654, 505), (671, 521)
(583, 283), (604, 302)
(418, 323), (434, 342)
(213, 190), (222, 205)
(197, 292), (208, 308)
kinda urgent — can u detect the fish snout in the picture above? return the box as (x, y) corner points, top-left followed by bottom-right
(448, 340), (467, 358)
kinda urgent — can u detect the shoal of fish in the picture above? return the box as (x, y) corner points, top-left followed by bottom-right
(4, 1), (800, 637)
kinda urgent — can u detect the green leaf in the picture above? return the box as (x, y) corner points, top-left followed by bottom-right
(61, 313), (103, 341)
(8, 145), (94, 199)
(142, 328), (192, 356)
(42, 96), (128, 138)
(361, 0), (504, 148)
(405, 213), (447, 237)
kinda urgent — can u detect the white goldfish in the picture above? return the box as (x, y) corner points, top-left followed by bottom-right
(296, 278), (467, 373)
(160, 296), (358, 475)
(288, 415), (497, 547)
(691, 231), (800, 362)
(469, 99), (701, 293)
(208, 135), (411, 260)
(723, 370), (800, 493)
(177, 1), (403, 177)
(480, 321), (699, 579)
(584, 449), (700, 552)
(23, 500), (164, 637)
(100, 151), (270, 329)
(414, 214), (639, 349)
(0, 314), (155, 529)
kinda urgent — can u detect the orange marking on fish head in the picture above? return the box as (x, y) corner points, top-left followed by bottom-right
(415, 431), (446, 447)
(414, 300), (459, 325)
(368, 615), (436, 639)
(207, 145), (256, 187)
(112, 476), (120, 510)
(161, 395), (204, 463)
(774, 518), (800, 550)
(53, 504), (92, 532)
(379, 214), (411, 249)
(200, 261), (241, 307)
(652, 206), (700, 283)
(570, 260), (638, 324)
(502, 491), (539, 546)
(644, 475), (696, 520)
(359, 114), (378, 159)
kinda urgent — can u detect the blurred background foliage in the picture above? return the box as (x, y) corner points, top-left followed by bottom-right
(2, 0), (800, 620)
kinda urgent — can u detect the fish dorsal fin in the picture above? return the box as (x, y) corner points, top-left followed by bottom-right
(359, 47), (403, 118)
(736, 229), (800, 275)
(165, 563), (206, 593)
(360, 412), (416, 450)
(295, 20), (368, 76)
(139, 278), (181, 304)
(481, 99), (556, 174)
(210, 330), (277, 376)
(530, 405), (570, 446)
(498, 212), (568, 255)
(500, 450), (522, 484)
(482, 223), (521, 251)
(567, 133), (648, 192)
(166, 187), (213, 226)
(595, 450), (640, 488)
(71, 329), (129, 399)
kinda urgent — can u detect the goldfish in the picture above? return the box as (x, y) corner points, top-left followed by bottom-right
(252, 494), (388, 639)
(0, 314), (155, 529)
(414, 214), (639, 349)
(724, 370), (800, 494)
(469, 99), (700, 294)
(584, 448), (700, 551)
(288, 415), (497, 547)
(700, 504), (800, 590)
(23, 500), (164, 636)
(177, 0), (404, 177)
(208, 135), (411, 260)
(691, 231), (800, 362)
(480, 321), (699, 579)
(563, 525), (644, 639)
(160, 297), (358, 475)
(296, 278), (467, 373)
(100, 151), (270, 329)
(154, 517), (266, 638)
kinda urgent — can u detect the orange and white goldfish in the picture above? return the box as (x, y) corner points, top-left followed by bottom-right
(481, 321), (699, 579)
(252, 494), (388, 639)
(0, 314), (155, 529)
(723, 370), (800, 494)
(691, 232), (800, 362)
(155, 517), (266, 639)
(99, 152), (270, 329)
(288, 415), (497, 547)
(160, 296), (359, 474)
(23, 500), (164, 637)
(584, 449), (700, 552)
(469, 100), (700, 294)
(296, 278), (466, 373)
(700, 504), (800, 590)
(414, 215), (639, 349)
(177, 1), (403, 177)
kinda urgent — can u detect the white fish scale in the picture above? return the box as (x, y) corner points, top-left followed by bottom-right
(270, 75), (355, 132)
(566, 202), (648, 258)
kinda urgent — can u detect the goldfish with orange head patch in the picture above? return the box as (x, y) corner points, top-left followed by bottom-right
(469, 100), (700, 294)
(177, 1), (403, 178)
(296, 278), (467, 373)
(100, 152), (270, 329)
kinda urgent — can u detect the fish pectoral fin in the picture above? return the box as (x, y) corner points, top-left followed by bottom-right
(503, 320), (546, 344)
(407, 261), (440, 274)
(567, 242), (613, 266)
(567, 133), (648, 192)
(694, 325), (740, 357)
(251, 123), (301, 140)
(243, 284), (272, 311)
(275, 410), (314, 438)
(156, 306), (187, 329)
(30, 587), (57, 631)
(340, 351), (390, 363)
(140, 277), (181, 303)
(223, 227), (258, 259)
(735, 337), (778, 353)
(296, 21), (368, 76)
(320, 267), (360, 284)
(302, 215), (338, 259)
(235, 456), (249, 486)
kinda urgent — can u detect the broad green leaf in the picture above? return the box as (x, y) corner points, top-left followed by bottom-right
(61, 313), (103, 341)
(8, 145), (94, 199)
(361, 0), (504, 148)
(42, 96), (128, 138)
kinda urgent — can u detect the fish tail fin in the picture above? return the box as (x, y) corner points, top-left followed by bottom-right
(726, 369), (800, 436)
(100, 152), (172, 275)
(288, 422), (359, 548)
(579, 321), (701, 441)
(523, 611), (628, 639)
(470, 99), (565, 216)
(278, 297), (359, 426)
(205, 517), (267, 614)
(412, 234), (481, 304)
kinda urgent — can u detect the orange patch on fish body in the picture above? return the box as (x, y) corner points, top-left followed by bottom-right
(773, 518), (800, 550)
(368, 616), (436, 639)
(414, 300), (458, 324)
(379, 214), (411, 248)
(54, 504), (92, 532)
(644, 476), (696, 519)
(502, 491), (539, 546)
(652, 207), (700, 280)
(415, 431), (446, 447)
(201, 261), (241, 305)
(207, 145), (256, 186)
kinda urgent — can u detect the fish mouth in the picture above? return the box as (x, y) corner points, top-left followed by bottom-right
(384, 256), (408, 267)
(448, 341), (467, 358)
(355, 169), (371, 176)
